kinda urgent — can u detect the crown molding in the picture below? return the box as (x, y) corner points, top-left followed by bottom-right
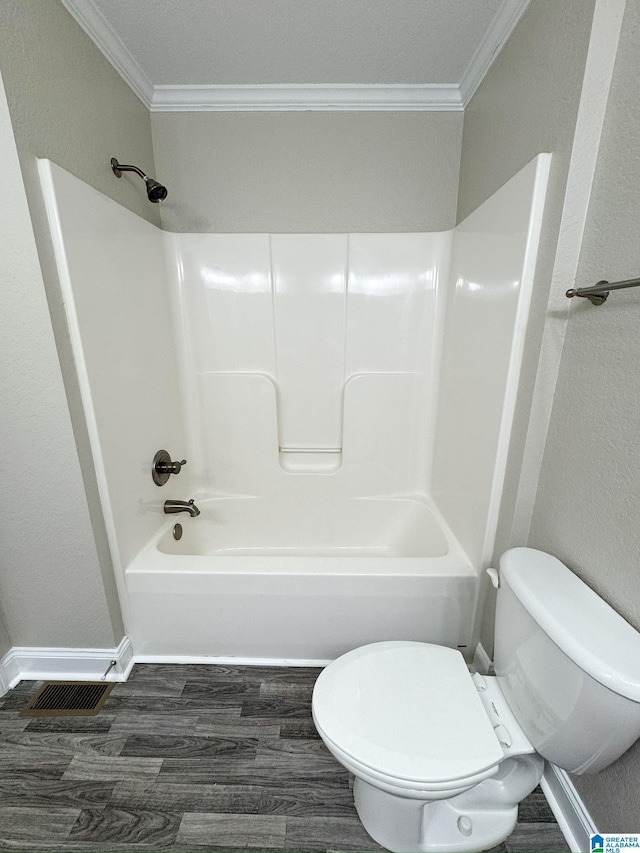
(459, 0), (532, 106)
(151, 84), (463, 112)
(61, 0), (529, 112)
(60, 0), (154, 108)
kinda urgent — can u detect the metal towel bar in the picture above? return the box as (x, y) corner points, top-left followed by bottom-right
(566, 276), (640, 305)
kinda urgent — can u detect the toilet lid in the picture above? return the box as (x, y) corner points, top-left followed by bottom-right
(313, 641), (504, 784)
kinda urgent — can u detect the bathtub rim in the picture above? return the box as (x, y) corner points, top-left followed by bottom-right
(126, 492), (476, 579)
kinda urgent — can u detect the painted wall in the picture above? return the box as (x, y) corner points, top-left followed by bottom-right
(457, 0), (597, 647)
(0, 73), (117, 649)
(0, 0), (161, 649)
(0, 610), (11, 661)
(0, 0), (159, 228)
(0, 607), (11, 695)
(529, 0), (640, 831)
(458, 0), (595, 223)
(151, 111), (463, 233)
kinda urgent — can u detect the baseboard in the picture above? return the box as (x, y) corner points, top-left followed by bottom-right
(0, 650), (19, 694)
(0, 644), (332, 697)
(0, 635), (134, 692)
(541, 763), (597, 853)
(133, 654), (333, 668)
(472, 640), (495, 675)
(0, 654), (11, 697)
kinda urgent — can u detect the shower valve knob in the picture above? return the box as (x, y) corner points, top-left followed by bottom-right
(152, 450), (187, 486)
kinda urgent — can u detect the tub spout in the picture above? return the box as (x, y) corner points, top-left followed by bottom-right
(164, 499), (200, 517)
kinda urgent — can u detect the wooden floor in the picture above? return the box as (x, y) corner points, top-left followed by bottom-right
(0, 664), (569, 852)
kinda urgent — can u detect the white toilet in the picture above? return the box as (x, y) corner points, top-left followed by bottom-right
(312, 548), (640, 852)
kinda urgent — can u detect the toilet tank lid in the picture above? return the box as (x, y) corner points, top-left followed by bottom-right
(500, 548), (640, 703)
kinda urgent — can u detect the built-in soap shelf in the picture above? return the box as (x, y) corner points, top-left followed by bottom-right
(279, 447), (342, 474)
(200, 369), (425, 492)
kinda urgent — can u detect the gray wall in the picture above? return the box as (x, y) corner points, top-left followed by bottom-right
(0, 609), (11, 661)
(0, 67), (117, 648)
(529, 0), (640, 830)
(458, 0), (595, 223)
(457, 0), (596, 650)
(151, 111), (463, 232)
(0, 0), (160, 648)
(0, 1), (159, 229)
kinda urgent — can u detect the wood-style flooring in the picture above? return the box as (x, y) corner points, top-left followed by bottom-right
(0, 664), (569, 852)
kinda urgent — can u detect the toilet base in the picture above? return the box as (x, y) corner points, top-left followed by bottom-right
(353, 754), (544, 853)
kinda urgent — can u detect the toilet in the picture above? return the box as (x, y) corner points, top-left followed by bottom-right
(312, 548), (640, 852)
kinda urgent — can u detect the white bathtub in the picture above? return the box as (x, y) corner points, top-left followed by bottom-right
(126, 496), (478, 662)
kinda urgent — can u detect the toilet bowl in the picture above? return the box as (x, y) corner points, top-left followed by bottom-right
(313, 641), (543, 852)
(312, 548), (640, 853)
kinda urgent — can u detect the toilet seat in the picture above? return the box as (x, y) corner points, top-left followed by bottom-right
(314, 721), (502, 798)
(312, 641), (505, 791)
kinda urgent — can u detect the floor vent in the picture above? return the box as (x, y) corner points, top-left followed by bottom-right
(20, 681), (113, 717)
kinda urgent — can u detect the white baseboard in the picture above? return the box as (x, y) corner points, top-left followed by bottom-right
(133, 654), (332, 668)
(472, 640), (494, 675)
(0, 635), (134, 693)
(541, 763), (597, 853)
(0, 645), (330, 697)
(0, 651), (19, 693)
(0, 656), (10, 697)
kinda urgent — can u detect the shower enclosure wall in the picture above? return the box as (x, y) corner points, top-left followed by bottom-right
(39, 156), (550, 662)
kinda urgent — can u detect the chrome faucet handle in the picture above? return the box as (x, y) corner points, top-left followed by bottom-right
(152, 450), (187, 486)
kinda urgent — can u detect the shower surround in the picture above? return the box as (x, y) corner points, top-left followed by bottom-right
(39, 156), (549, 662)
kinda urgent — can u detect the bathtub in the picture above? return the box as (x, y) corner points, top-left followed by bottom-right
(125, 495), (477, 662)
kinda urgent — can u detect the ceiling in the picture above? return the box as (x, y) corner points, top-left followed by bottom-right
(60, 0), (531, 111)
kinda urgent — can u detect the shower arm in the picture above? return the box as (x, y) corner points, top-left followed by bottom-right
(110, 157), (168, 203)
(110, 159), (147, 181)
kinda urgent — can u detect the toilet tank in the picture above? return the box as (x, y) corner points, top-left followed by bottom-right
(494, 548), (640, 774)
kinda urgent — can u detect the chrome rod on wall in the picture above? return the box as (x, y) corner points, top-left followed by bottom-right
(566, 276), (640, 306)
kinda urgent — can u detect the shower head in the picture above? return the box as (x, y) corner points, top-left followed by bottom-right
(144, 177), (168, 203)
(110, 158), (168, 203)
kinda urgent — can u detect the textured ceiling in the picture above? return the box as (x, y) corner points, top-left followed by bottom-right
(89, 0), (505, 85)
